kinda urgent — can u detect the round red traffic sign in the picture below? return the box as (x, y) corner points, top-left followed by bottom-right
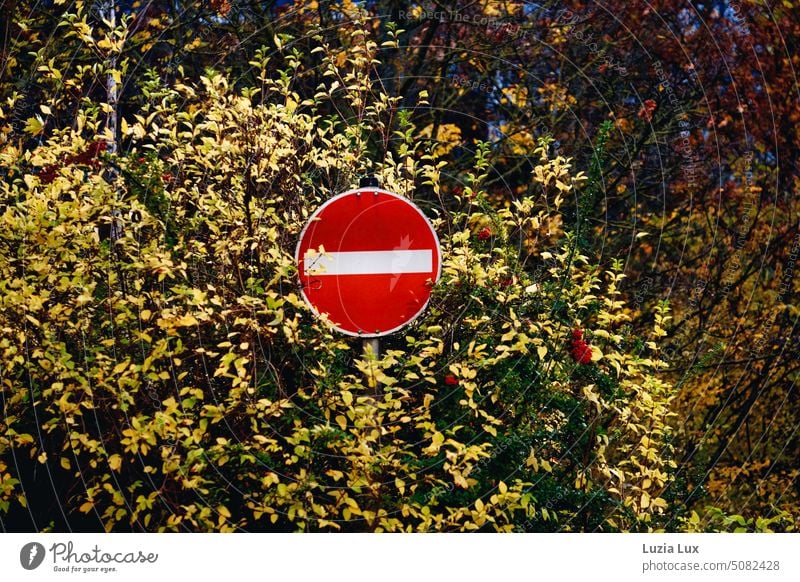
(296, 187), (441, 337)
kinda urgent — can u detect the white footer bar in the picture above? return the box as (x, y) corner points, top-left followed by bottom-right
(1, 533), (797, 582)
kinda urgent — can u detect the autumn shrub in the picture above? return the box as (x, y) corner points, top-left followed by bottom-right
(0, 24), (681, 532)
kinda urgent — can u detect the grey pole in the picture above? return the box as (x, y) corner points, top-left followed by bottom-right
(363, 337), (380, 359)
(359, 175), (381, 363)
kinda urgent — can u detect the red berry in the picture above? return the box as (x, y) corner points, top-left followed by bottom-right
(477, 227), (492, 241)
(39, 165), (58, 184)
(572, 328), (584, 340)
(87, 140), (107, 156)
(444, 374), (459, 386)
(637, 99), (657, 122)
(571, 339), (592, 364)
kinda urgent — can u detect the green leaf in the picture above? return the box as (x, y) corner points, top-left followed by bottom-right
(24, 115), (44, 135)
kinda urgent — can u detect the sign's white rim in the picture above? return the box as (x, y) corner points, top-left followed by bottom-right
(294, 187), (442, 338)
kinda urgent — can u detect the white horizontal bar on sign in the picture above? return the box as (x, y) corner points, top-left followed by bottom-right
(304, 250), (432, 276)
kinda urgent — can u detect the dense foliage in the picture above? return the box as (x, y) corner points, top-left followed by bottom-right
(0, 0), (797, 532)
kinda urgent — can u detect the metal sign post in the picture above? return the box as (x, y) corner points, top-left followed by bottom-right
(363, 337), (380, 360)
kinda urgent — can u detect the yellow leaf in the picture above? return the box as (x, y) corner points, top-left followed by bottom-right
(285, 96), (297, 115)
(178, 313), (199, 326)
(582, 385), (600, 406)
(651, 497), (668, 510)
(335, 415), (347, 430)
(108, 454), (122, 472)
(60, 457), (71, 470)
(40, 104), (52, 115)
(501, 330), (516, 342)
(427, 432), (445, 454)
(641, 491), (651, 509)
(537, 345), (547, 360)
(418, 123), (463, 156)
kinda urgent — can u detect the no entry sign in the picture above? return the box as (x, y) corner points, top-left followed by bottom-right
(296, 187), (441, 337)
